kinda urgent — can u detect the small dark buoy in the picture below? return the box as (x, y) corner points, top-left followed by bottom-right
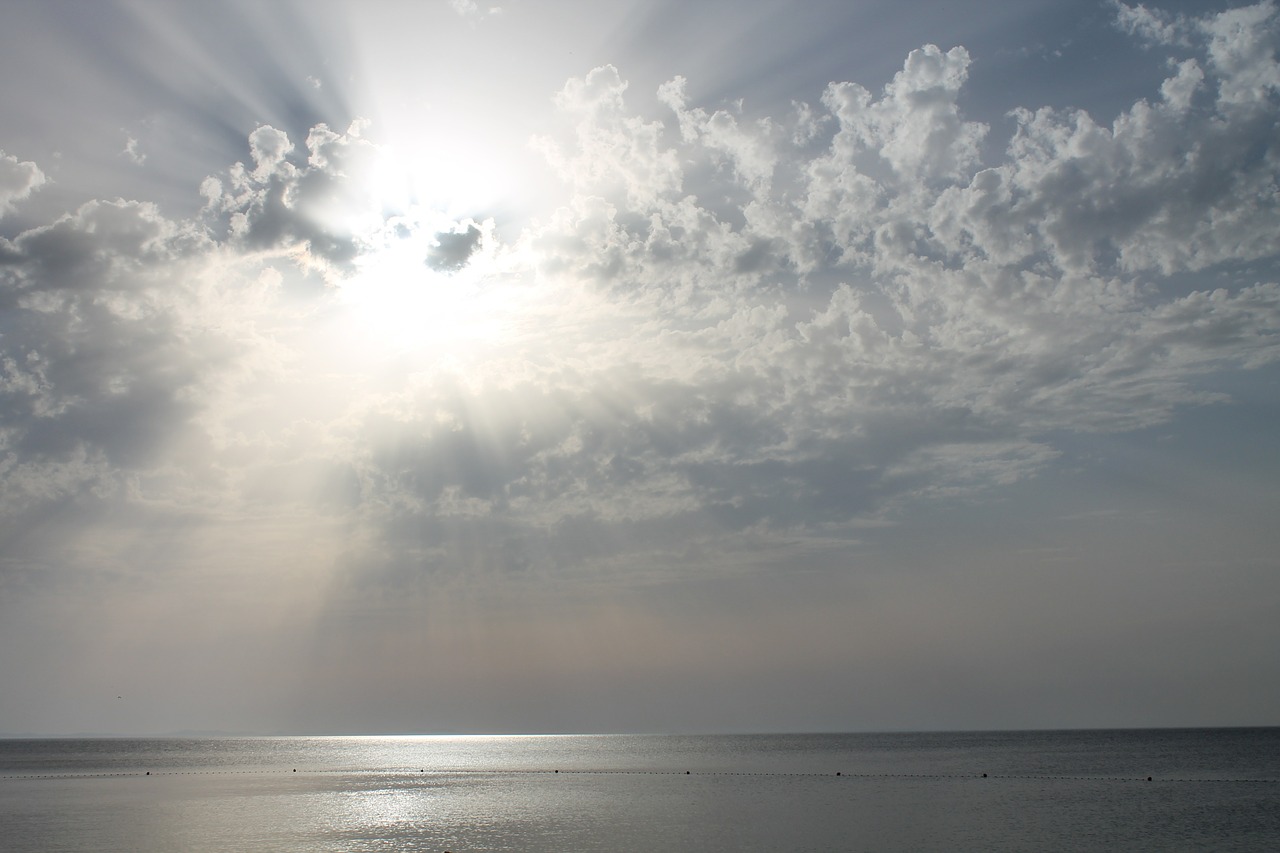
(836, 772), (841, 776)
(145, 771), (150, 776)
(554, 769), (558, 773)
(686, 770), (691, 774)
(293, 769), (297, 772)
(982, 773), (987, 778)
(1147, 776), (1153, 781)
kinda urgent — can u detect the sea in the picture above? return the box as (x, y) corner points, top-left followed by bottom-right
(2, 729), (1278, 851)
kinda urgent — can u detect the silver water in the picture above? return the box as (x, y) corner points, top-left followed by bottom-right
(3, 730), (1278, 851)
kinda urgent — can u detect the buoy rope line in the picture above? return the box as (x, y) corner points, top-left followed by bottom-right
(3, 768), (1277, 783)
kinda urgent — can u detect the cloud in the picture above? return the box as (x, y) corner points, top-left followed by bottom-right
(1199, 0), (1280, 105)
(658, 76), (782, 194)
(426, 223), (483, 271)
(1113, 1), (1280, 105)
(1112, 1), (1189, 46)
(202, 120), (381, 274)
(927, 10), (1280, 278)
(450, 0), (502, 19)
(0, 150), (45, 216)
(122, 134), (146, 165)
(2, 199), (204, 295)
(503, 6), (1280, 540)
(535, 64), (683, 210)
(828, 44), (986, 186)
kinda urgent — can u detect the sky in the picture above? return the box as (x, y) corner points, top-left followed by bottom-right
(1, 0), (1278, 736)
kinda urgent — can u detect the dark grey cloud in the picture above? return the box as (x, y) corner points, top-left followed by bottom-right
(426, 223), (483, 271)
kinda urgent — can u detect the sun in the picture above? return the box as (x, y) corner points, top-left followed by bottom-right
(335, 215), (509, 356)
(307, 118), (550, 369)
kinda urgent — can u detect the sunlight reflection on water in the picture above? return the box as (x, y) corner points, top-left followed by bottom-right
(3, 731), (1278, 852)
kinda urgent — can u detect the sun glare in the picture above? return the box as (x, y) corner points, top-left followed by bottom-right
(337, 217), (507, 355)
(312, 112), (554, 372)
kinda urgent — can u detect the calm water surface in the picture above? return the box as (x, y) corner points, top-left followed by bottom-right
(2, 729), (1278, 851)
